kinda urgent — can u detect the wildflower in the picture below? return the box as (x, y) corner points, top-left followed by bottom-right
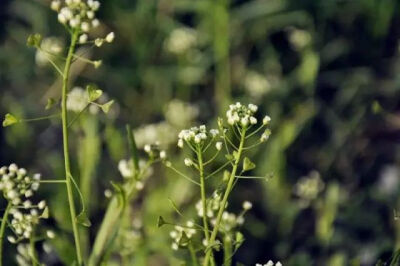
(294, 170), (324, 202)
(244, 71), (271, 98)
(165, 27), (197, 55)
(255, 261), (282, 266)
(169, 220), (196, 250)
(178, 125), (219, 148)
(164, 99), (199, 128)
(160, 151), (167, 159)
(66, 87), (88, 112)
(184, 158), (193, 167)
(216, 142), (223, 151)
(35, 37), (64, 67)
(118, 159), (134, 178)
(260, 129), (271, 142)
(243, 201), (252, 210)
(263, 115), (271, 125)
(105, 32), (115, 43)
(79, 34), (88, 44)
(104, 189), (112, 198)
(226, 102), (260, 128)
(46, 230), (55, 239)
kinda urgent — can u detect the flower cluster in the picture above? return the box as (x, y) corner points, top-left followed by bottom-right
(256, 261), (282, 266)
(178, 125), (219, 148)
(169, 220), (196, 250)
(195, 191), (222, 218)
(294, 170), (324, 203)
(8, 203), (47, 242)
(210, 201), (252, 233)
(35, 37), (64, 67)
(51, 0), (114, 46)
(144, 143), (167, 160)
(0, 164), (41, 205)
(0, 164), (49, 243)
(165, 27), (197, 55)
(227, 102), (266, 127)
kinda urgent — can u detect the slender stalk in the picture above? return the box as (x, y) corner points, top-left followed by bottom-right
(203, 128), (246, 266)
(61, 30), (83, 265)
(189, 242), (199, 266)
(30, 231), (38, 266)
(223, 236), (232, 266)
(197, 150), (210, 242)
(0, 202), (12, 266)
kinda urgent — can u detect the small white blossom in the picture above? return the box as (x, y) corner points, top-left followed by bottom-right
(216, 142), (223, 151)
(46, 230), (55, 239)
(263, 115), (271, 125)
(184, 158), (193, 167)
(243, 201), (252, 210)
(105, 32), (115, 43)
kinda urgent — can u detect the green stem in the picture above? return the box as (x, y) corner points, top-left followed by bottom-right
(0, 202), (12, 266)
(197, 150), (210, 242)
(223, 235), (232, 266)
(189, 242), (199, 266)
(30, 231), (38, 266)
(203, 128), (246, 266)
(61, 30), (83, 265)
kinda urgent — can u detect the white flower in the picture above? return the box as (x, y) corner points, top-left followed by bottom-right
(104, 189), (112, 198)
(216, 142), (223, 151)
(250, 116), (257, 125)
(165, 27), (197, 55)
(7, 236), (16, 243)
(160, 151), (167, 159)
(46, 230), (55, 239)
(263, 115), (271, 125)
(118, 159), (134, 178)
(184, 158), (193, 167)
(243, 201), (252, 210)
(95, 38), (104, 47)
(66, 87), (88, 112)
(177, 138), (184, 148)
(79, 34), (88, 44)
(51, 0), (61, 11)
(38, 200), (46, 209)
(105, 32), (115, 43)
(135, 181), (144, 190)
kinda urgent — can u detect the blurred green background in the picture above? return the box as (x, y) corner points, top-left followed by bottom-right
(1, 0), (400, 265)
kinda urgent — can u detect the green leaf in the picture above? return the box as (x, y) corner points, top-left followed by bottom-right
(27, 33), (42, 47)
(101, 100), (114, 114)
(243, 157), (256, 172)
(75, 211), (91, 227)
(2, 113), (19, 127)
(157, 216), (167, 228)
(45, 98), (57, 110)
(86, 85), (103, 102)
(40, 207), (50, 219)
